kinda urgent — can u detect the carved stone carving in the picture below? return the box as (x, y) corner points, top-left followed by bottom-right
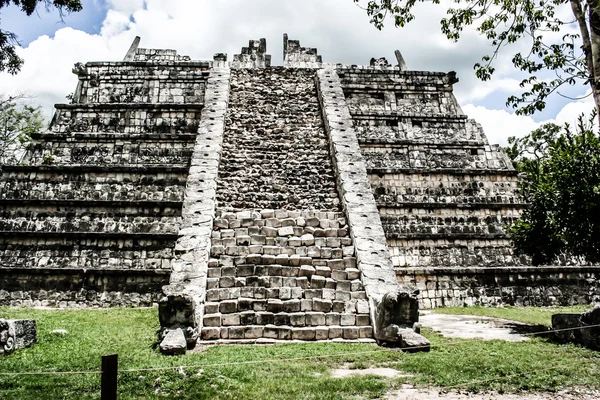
(370, 57), (389, 67)
(0, 319), (37, 355)
(72, 62), (87, 77)
(373, 290), (430, 351)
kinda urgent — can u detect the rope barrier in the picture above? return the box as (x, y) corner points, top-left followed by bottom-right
(0, 321), (598, 377)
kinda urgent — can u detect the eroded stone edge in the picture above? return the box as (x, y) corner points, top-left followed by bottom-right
(316, 68), (418, 343)
(159, 67), (231, 352)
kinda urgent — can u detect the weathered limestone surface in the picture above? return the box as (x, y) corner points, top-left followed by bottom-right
(398, 266), (600, 308)
(202, 64), (373, 343)
(203, 210), (373, 341)
(0, 318), (37, 355)
(0, 46), (209, 307)
(232, 39), (271, 69)
(2, 35), (599, 349)
(336, 67), (526, 274)
(316, 67), (428, 348)
(159, 67), (231, 350)
(216, 68), (340, 211)
(283, 34), (322, 68)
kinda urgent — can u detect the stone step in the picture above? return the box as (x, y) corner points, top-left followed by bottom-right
(205, 287), (367, 302)
(201, 324), (374, 341)
(211, 243), (352, 257)
(205, 298), (370, 315)
(209, 255), (356, 268)
(204, 311), (370, 327)
(207, 263), (361, 280)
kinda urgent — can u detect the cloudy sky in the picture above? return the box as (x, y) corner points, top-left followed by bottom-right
(0, 0), (595, 145)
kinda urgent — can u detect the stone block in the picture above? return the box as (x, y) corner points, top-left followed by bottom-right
(222, 314), (241, 326)
(343, 327), (359, 339)
(340, 314), (356, 326)
(278, 327), (292, 340)
(346, 268), (361, 280)
(220, 300), (237, 314)
(306, 312), (326, 326)
(201, 327), (220, 341)
(332, 301), (345, 312)
(205, 302), (219, 314)
(274, 314), (290, 326)
(282, 299), (301, 312)
(203, 314), (221, 326)
(326, 313), (341, 326)
(256, 312), (275, 325)
(329, 326), (343, 339)
(313, 298), (333, 313)
(278, 226), (295, 236)
(160, 328), (187, 355)
(296, 276), (310, 289)
(299, 265), (316, 277)
(229, 327), (245, 339)
(290, 313), (306, 326)
(264, 325), (279, 339)
(292, 327), (316, 340)
(336, 280), (351, 291)
(315, 327), (329, 340)
(244, 326), (264, 339)
(311, 275), (326, 289)
(356, 315), (371, 326)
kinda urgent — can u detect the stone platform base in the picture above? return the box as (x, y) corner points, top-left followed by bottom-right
(398, 266), (600, 308)
(198, 338), (377, 345)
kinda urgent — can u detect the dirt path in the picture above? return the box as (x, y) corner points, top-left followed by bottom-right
(386, 386), (599, 400)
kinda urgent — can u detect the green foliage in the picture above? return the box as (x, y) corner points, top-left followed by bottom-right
(353, 0), (599, 115)
(507, 112), (600, 265)
(0, 94), (43, 165)
(0, 0), (83, 74)
(0, 307), (599, 398)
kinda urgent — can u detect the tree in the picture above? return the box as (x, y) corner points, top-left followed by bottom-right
(0, 93), (43, 165)
(0, 0), (83, 74)
(506, 112), (600, 265)
(354, 0), (600, 119)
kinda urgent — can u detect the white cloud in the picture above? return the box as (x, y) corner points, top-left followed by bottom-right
(464, 94), (596, 146)
(0, 0), (593, 138)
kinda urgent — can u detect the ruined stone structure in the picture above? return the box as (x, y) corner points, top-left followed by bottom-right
(2, 35), (599, 351)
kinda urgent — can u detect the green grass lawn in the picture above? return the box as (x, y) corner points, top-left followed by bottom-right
(0, 306), (598, 399)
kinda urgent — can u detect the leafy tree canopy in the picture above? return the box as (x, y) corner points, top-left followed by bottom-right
(506, 112), (600, 265)
(354, 0), (600, 118)
(0, 93), (44, 165)
(0, 0), (83, 74)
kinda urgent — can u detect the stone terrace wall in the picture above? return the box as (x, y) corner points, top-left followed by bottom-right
(0, 53), (209, 307)
(337, 67), (527, 269)
(398, 266), (600, 308)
